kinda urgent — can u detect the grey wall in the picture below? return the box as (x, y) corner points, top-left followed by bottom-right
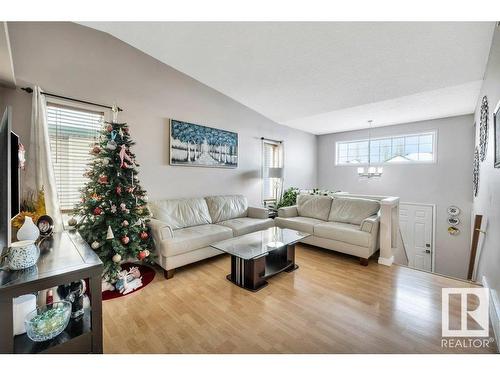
(317, 115), (474, 278)
(2, 22), (317, 206)
(473, 25), (500, 300)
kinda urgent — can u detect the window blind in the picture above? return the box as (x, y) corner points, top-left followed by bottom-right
(47, 104), (104, 211)
(262, 141), (280, 200)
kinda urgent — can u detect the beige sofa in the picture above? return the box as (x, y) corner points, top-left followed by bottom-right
(275, 194), (381, 265)
(148, 195), (273, 278)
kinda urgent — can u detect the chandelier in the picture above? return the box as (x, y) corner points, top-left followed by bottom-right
(357, 120), (383, 179)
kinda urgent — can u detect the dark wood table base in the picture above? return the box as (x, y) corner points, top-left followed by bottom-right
(226, 243), (298, 292)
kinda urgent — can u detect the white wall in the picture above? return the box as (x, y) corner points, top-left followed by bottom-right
(2, 22), (317, 206)
(472, 25), (500, 302)
(317, 115), (474, 278)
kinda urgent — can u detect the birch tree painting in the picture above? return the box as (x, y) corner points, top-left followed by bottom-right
(170, 119), (238, 168)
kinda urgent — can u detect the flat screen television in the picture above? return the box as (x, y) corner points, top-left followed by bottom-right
(0, 106), (20, 251)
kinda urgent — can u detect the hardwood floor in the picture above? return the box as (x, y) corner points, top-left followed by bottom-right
(103, 244), (497, 353)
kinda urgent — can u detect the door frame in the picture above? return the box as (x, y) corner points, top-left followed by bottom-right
(399, 202), (437, 272)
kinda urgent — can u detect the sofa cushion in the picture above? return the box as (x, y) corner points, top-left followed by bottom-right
(149, 198), (212, 230)
(160, 224), (233, 257)
(296, 195), (333, 221)
(219, 217), (274, 236)
(313, 222), (371, 247)
(275, 216), (325, 233)
(205, 195), (248, 223)
(328, 197), (380, 225)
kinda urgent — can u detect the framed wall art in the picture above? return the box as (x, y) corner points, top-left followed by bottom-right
(494, 100), (500, 168)
(169, 119), (238, 168)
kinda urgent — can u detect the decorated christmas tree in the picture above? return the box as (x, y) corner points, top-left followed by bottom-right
(75, 107), (153, 283)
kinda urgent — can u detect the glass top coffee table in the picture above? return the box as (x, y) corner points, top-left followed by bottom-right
(211, 227), (310, 291)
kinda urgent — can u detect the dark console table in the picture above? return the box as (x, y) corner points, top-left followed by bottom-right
(0, 230), (103, 354)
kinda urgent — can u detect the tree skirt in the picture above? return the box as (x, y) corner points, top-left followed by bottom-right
(100, 263), (155, 301)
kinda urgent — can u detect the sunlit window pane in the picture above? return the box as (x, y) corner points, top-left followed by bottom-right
(336, 131), (435, 165)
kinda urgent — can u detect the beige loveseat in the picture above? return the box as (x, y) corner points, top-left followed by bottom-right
(148, 195), (273, 278)
(275, 194), (381, 265)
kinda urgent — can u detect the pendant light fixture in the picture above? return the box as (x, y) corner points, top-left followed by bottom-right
(357, 120), (383, 179)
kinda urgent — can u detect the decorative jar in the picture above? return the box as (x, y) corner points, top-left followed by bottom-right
(17, 216), (40, 241)
(7, 240), (40, 270)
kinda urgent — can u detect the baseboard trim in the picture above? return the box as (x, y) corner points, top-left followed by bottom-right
(378, 255), (394, 266)
(482, 276), (500, 353)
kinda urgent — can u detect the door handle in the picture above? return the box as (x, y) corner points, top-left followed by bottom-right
(425, 249), (431, 254)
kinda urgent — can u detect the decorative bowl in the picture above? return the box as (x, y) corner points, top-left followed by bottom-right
(7, 240), (40, 270)
(24, 301), (71, 342)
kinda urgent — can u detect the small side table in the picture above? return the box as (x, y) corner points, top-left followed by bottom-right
(268, 209), (278, 219)
(0, 230), (103, 354)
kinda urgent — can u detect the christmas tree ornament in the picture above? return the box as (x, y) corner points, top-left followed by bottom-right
(126, 186), (135, 194)
(106, 124), (113, 132)
(122, 220), (129, 227)
(67, 217), (78, 227)
(112, 253), (122, 263)
(112, 104), (119, 123)
(121, 236), (130, 245)
(119, 144), (134, 168)
(101, 157), (110, 166)
(115, 186), (122, 195)
(93, 207), (102, 215)
(110, 204), (117, 213)
(91, 241), (100, 250)
(91, 145), (101, 155)
(137, 250), (147, 260)
(140, 231), (148, 240)
(106, 225), (115, 240)
(106, 130), (118, 151)
(144, 249), (150, 257)
(142, 195), (149, 202)
(119, 127), (124, 139)
(98, 175), (108, 185)
(120, 203), (127, 211)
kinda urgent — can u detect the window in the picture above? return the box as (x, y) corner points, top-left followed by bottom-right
(336, 131), (436, 165)
(262, 141), (282, 201)
(47, 104), (104, 211)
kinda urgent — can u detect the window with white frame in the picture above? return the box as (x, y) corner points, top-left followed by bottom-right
(262, 141), (281, 201)
(336, 131), (436, 165)
(47, 103), (104, 211)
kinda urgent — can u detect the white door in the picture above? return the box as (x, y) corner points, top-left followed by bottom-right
(399, 203), (433, 272)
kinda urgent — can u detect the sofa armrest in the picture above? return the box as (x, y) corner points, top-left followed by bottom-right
(360, 214), (380, 233)
(148, 218), (174, 241)
(278, 205), (298, 218)
(248, 206), (269, 219)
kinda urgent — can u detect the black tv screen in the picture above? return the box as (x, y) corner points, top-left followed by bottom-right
(11, 131), (20, 218)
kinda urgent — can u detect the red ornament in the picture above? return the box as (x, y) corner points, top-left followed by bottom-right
(121, 236), (130, 245)
(126, 186), (134, 193)
(140, 231), (149, 240)
(137, 250), (147, 260)
(116, 186), (122, 195)
(92, 145), (101, 155)
(93, 207), (102, 215)
(98, 175), (108, 185)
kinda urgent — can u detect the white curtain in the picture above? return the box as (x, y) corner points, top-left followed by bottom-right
(26, 86), (63, 231)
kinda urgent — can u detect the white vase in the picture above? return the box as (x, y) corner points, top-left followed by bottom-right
(17, 216), (40, 241)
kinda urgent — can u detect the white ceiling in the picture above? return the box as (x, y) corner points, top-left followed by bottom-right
(80, 22), (495, 134)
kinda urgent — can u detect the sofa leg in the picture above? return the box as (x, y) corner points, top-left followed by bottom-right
(359, 258), (369, 266)
(164, 269), (175, 279)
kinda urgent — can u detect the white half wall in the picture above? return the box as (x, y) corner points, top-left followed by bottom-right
(3, 22), (317, 206)
(317, 115), (474, 279)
